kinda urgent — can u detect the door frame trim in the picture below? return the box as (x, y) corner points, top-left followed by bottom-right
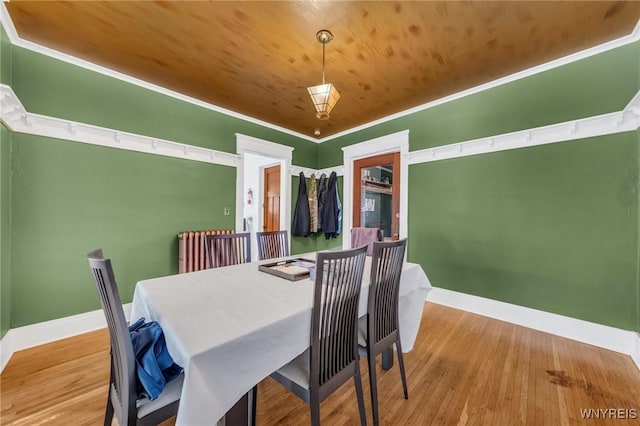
(236, 134), (293, 254)
(341, 130), (409, 249)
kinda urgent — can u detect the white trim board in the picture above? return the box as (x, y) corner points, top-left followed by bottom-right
(290, 165), (345, 178)
(0, 84), (240, 167)
(427, 287), (640, 370)
(408, 93), (640, 165)
(0, 304), (132, 373)
(633, 333), (640, 371)
(1, 3), (638, 144)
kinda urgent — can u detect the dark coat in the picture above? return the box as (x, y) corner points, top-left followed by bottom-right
(292, 172), (311, 237)
(317, 173), (327, 230)
(322, 171), (340, 239)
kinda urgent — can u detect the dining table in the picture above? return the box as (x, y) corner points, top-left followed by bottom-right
(130, 252), (432, 426)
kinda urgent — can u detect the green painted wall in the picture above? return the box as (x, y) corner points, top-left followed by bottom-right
(1, 26), (12, 338)
(1, 125), (11, 337)
(317, 42), (640, 332)
(1, 25), (11, 85)
(408, 133), (638, 330)
(11, 133), (235, 326)
(318, 43), (638, 168)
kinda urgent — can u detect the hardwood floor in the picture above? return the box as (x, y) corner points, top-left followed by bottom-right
(2, 303), (639, 425)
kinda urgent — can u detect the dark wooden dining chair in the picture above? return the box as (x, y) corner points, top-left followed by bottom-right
(256, 230), (289, 260)
(358, 239), (408, 426)
(205, 232), (251, 268)
(86, 249), (183, 426)
(268, 246), (368, 426)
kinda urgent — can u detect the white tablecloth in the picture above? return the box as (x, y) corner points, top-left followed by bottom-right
(130, 253), (431, 426)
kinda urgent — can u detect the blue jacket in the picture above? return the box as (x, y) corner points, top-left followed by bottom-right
(129, 317), (183, 400)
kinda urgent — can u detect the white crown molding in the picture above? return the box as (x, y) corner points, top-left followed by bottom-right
(2, 3), (638, 145)
(408, 92), (640, 165)
(0, 3), (319, 144)
(427, 287), (640, 371)
(0, 304), (132, 373)
(0, 84), (241, 167)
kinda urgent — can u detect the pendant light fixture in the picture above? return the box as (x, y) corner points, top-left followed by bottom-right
(307, 29), (340, 120)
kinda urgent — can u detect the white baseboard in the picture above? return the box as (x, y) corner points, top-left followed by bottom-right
(0, 304), (131, 373)
(633, 333), (640, 371)
(426, 287), (640, 371)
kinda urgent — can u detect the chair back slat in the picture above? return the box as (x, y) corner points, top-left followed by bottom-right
(368, 239), (407, 345)
(87, 249), (137, 425)
(256, 230), (289, 260)
(310, 246), (367, 387)
(205, 232), (251, 268)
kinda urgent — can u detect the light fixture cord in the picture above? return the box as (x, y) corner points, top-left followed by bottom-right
(322, 40), (326, 85)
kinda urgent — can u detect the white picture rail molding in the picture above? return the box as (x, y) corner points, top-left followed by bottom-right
(290, 165), (345, 177)
(408, 90), (640, 165)
(0, 84), (240, 167)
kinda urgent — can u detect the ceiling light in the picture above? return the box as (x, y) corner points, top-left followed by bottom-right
(307, 30), (340, 120)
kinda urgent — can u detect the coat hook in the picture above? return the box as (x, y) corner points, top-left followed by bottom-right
(570, 123), (578, 134)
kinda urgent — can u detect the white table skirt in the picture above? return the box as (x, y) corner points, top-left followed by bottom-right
(130, 253), (431, 426)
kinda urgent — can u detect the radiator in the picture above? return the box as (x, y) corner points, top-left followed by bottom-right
(178, 229), (233, 273)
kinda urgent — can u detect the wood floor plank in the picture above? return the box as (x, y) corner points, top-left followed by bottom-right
(2, 303), (639, 425)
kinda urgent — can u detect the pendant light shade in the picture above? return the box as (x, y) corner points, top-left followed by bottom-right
(307, 83), (341, 120)
(307, 30), (340, 120)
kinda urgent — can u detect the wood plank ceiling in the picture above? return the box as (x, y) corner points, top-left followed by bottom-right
(6, 1), (640, 139)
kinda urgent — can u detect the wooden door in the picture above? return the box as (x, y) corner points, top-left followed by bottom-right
(263, 165), (281, 232)
(353, 152), (400, 240)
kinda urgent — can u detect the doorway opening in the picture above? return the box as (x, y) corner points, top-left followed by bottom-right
(353, 152), (400, 240)
(341, 130), (409, 249)
(236, 134), (293, 261)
